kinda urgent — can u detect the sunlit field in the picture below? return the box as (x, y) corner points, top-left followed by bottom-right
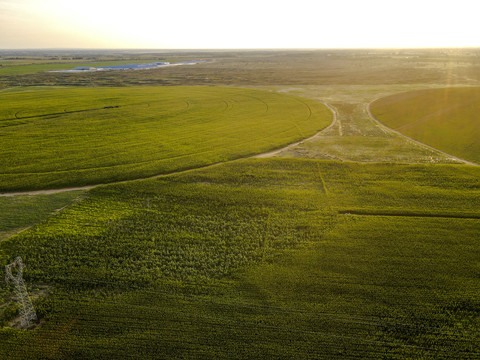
(370, 87), (480, 164)
(0, 86), (332, 191)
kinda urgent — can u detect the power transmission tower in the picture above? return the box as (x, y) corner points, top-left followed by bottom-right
(5, 256), (37, 328)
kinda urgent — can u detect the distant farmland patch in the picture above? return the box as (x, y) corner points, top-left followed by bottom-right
(370, 87), (480, 163)
(0, 60), (204, 76)
(0, 86), (332, 192)
(49, 60), (204, 73)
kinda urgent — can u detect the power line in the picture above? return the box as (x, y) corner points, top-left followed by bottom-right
(4, 256), (37, 328)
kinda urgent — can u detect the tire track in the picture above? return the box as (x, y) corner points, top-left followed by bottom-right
(4, 100), (156, 123)
(4, 106), (119, 122)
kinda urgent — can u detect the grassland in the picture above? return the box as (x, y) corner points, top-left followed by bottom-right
(2, 49), (480, 89)
(370, 87), (480, 164)
(0, 159), (479, 359)
(0, 86), (332, 192)
(0, 60), (169, 76)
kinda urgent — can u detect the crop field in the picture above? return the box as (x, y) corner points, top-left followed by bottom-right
(0, 86), (332, 192)
(370, 87), (480, 164)
(0, 159), (479, 359)
(1, 50), (479, 359)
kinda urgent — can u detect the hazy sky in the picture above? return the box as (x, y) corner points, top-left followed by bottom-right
(0, 0), (478, 49)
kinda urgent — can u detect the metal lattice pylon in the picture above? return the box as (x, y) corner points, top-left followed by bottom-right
(5, 256), (37, 328)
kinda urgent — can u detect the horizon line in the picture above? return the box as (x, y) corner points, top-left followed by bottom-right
(1, 46), (480, 51)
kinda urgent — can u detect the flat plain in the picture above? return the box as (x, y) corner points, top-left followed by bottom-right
(0, 49), (479, 359)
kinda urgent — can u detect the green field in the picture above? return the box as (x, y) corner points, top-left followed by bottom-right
(0, 159), (479, 359)
(1, 51), (480, 359)
(0, 192), (82, 240)
(370, 87), (480, 164)
(0, 86), (332, 192)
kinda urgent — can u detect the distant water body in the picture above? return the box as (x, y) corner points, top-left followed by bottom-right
(49, 60), (205, 73)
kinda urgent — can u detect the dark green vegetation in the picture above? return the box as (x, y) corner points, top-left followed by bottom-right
(1, 159), (479, 359)
(370, 87), (480, 163)
(0, 192), (82, 240)
(0, 86), (331, 192)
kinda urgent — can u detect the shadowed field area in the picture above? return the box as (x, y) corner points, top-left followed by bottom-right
(0, 192), (82, 240)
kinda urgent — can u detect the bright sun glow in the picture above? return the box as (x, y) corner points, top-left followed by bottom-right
(0, 0), (478, 49)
